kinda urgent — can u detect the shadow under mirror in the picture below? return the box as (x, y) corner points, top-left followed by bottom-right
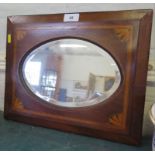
(22, 38), (121, 107)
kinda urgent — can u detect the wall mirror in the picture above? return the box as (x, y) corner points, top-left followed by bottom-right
(4, 10), (153, 145)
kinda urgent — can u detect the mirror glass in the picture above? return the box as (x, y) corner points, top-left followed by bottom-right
(22, 39), (121, 107)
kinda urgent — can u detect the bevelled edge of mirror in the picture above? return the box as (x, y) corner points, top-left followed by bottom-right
(4, 10), (153, 145)
(20, 38), (122, 108)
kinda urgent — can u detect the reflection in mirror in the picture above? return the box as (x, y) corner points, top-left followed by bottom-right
(22, 39), (121, 107)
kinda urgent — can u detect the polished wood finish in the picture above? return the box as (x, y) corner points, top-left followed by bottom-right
(4, 10), (153, 145)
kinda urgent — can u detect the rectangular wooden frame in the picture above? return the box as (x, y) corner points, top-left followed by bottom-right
(4, 10), (153, 145)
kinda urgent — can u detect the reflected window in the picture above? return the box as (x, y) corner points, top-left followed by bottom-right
(24, 61), (41, 86)
(40, 70), (57, 98)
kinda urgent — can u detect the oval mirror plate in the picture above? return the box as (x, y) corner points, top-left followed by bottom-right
(22, 39), (121, 107)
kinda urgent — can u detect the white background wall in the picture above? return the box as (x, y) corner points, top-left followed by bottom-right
(0, 3), (155, 135)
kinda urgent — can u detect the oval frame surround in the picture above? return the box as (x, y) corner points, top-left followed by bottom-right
(19, 37), (122, 108)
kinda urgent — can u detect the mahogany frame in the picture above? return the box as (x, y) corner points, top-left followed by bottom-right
(4, 10), (153, 145)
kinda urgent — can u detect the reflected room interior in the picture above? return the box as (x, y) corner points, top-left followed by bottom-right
(23, 39), (121, 107)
